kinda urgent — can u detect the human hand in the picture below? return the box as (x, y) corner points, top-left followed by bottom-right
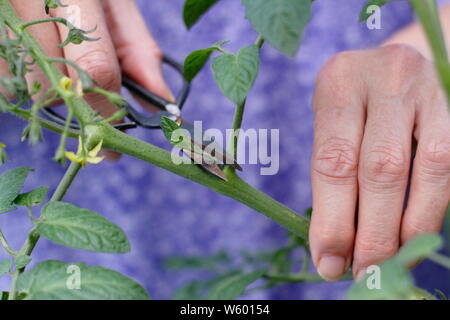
(0, 0), (173, 157)
(309, 44), (450, 281)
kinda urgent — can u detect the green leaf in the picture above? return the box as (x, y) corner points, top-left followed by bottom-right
(173, 281), (204, 300)
(14, 186), (49, 207)
(17, 260), (149, 300)
(242, 0), (312, 57)
(347, 234), (443, 300)
(396, 233), (443, 266)
(165, 251), (229, 270)
(36, 202), (130, 253)
(206, 270), (265, 300)
(0, 259), (12, 276)
(212, 45), (260, 105)
(173, 271), (241, 300)
(161, 116), (182, 142)
(360, 0), (391, 22)
(44, 0), (67, 14)
(183, 0), (219, 29)
(347, 259), (415, 300)
(15, 255), (32, 269)
(1, 291), (8, 300)
(304, 207), (312, 220)
(0, 167), (32, 214)
(184, 41), (228, 82)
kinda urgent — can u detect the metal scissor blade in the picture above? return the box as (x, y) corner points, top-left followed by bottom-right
(126, 107), (177, 129)
(182, 149), (228, 181)
(179, 120), (243, 171)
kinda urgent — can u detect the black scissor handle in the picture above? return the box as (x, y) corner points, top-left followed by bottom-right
(40, 55), (190, 131)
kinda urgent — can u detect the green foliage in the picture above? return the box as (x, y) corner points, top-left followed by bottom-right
(0, 143), (7, 165)
(347, 234), (443, 300)
(184, 41), (228, 82)
(360, 0), (392, 22)
(0, 259), (12, 276)
(15, 255), (32, 269)
(212, 45), (260, 105)
(206, 270), (265, 300)
(17, 260), (149, 300)
(36, 201), (130, 253)
(396, 233), (442, 266)
(58, 25), (100, 48)
(14, 186), (49, 207)
(168, 230), (315, 300)
(161, 116), (182, 143)
(0, 167), (32, 214)
(410, 0), (450, 105)
(242, 0), (312, 57)
(43, 0), (67, 14)
(165, 251), (229, 270)
(183, 0), (219, 29)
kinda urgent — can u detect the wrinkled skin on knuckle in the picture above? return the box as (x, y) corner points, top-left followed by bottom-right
(360, 140), (409, 190)
(355, 234), (399, 265)
(416, 138), (450, 187)
(313, 138), (359, 184)
(402, 218), (436, 243)
(75, 49), (121, 92)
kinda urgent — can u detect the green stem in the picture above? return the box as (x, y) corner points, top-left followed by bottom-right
(410, 0), (450, 104)
(255, 35), (265, 49)
(50, 162), (82, 202)
(227, 98), (246, 159)
(301, 248), (310, 274)
(0, 229), (18, 256)
(264, 272), (324, 283)
(429, 253), (450, 269)
(8, 162), (82, 300)
(226, 36), (265, 162)
(20, 17), (68, 30)
(97, 124), (310, 239)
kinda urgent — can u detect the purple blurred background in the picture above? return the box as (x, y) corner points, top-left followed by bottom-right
(0, 0), (449, 299)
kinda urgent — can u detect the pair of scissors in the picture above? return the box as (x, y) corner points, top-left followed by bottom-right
(40, 56), (242, 181)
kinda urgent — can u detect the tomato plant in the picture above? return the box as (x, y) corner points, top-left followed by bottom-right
(0, 0), (448, 300)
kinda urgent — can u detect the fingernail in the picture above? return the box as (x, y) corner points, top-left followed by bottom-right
(317, 255), (346, 281)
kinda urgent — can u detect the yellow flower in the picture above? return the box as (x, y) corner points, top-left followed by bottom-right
(65, 137), (104, 167)
(59, 77), (74, 95)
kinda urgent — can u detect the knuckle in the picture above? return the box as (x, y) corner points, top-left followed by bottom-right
(402, 219), (430, 240)
(376, 44), (426, 95)
(74, 49), (121, 91)
(361, 140), (409, 188)
(313, 137), (359, 184)
(417, 138), (450, 185)
(316, 51), (359, 85)
(313, 227), (354, 251)
(314, 51), (365, 113)
(357, 235), (398, 260)
(380, 44), (424, 70)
